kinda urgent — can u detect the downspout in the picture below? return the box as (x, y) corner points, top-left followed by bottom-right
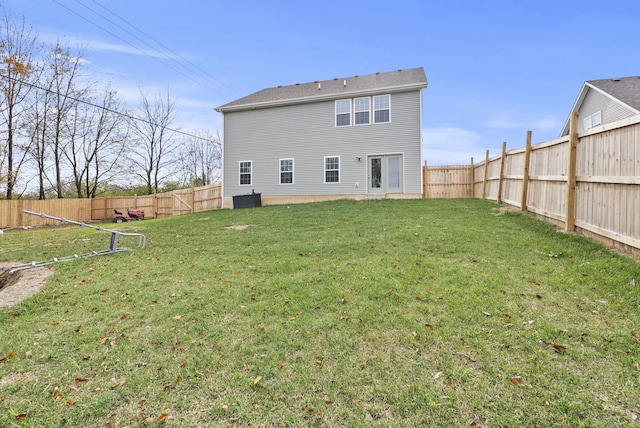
(220, 111), (226, 208)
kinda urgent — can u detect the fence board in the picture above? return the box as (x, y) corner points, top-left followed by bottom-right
(423, 165), (472, 198)
(1, 184), (221, 228)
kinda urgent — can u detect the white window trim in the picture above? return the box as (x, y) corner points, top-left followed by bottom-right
(373, 94), (391, 124)
(335, 99), (351, 127)
(279, 158), (294, 185)
(592, 111), (602, 127)
(239, 160), (252, 186)
(354, 96), (371, 126)
(324, 155), (340, 184)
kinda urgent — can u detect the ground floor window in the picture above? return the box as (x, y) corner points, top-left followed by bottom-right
(324, 156), (340, 183)
(280, 158), (293, 184)
(239, 161), (252, 185)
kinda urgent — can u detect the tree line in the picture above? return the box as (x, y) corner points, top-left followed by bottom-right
(0, 12), (221, 200)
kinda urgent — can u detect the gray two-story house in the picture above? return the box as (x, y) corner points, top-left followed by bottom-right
(560, 75), (640, 137)
(215, 67), (428, 208)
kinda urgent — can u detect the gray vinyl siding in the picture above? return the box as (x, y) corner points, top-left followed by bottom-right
(579, 87), (635, 131)
(222, 90), (422, 198)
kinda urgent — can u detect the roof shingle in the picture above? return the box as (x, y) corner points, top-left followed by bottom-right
(216, 67), (427, 112)
(587, 76), (640, 111)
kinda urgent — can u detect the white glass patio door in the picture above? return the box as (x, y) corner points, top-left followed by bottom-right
(368, 155), (403, 194)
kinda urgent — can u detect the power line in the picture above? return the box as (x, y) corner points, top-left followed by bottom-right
(86, 0), (237, 97)
(49, 0), (235, 100)
(0, 72), (219, 143)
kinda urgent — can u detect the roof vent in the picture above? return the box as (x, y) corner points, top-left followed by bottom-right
(354, 75), (359, 78)
(612, 78), (620, 82)
(333, 78), (338, 80)
(295, 83), (300, 86)
(398, 69), (403, 72)
(277, 85), (282, 88)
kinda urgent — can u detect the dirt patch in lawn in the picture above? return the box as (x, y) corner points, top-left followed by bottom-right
(224, 224), (253, 231)
(0, 262), (53, 309)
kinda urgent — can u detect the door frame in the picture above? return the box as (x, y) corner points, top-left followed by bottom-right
(367, 153), (404, 194)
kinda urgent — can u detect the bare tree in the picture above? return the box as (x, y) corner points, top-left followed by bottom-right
(129, 88), (178, 194)
(177, 129), (222, 186)
(44, 39), (89, 198)
(63, 85), (128, 198)
(0, 12), (42, 199)
(25, 83), (52, 199)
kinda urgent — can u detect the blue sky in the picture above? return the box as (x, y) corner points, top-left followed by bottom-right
(6, 0), (640, 165)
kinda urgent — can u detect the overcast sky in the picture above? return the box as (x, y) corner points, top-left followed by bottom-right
(5, 0), (640, 165)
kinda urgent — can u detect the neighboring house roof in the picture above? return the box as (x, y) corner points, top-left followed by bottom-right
(560, 75), (640, 136)
(588, 76), (640, 112)
(215, 67), (428, 113)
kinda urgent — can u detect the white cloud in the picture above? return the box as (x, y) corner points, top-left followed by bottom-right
(422, 127), (482, 166)
(486, 114), (563, 131)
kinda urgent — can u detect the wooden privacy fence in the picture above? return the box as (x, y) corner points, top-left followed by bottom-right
(0, 183), (221, 228)
(423, 113), (640, 256)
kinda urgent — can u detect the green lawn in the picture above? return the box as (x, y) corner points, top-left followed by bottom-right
(1, 199), (639, 427)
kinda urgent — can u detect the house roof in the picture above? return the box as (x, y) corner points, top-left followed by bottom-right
(215, 67), (427, 112)
(587, 76), (640, 112)
(560, 75), (640, 136)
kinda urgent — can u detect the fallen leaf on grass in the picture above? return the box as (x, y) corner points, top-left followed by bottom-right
(111, 379), (125, 388)
(15, 414), (27, 420)
(74, 378), (88, 383)
(156, 413), (169, 422)
(552, 342), (567, 353)
(170, 315), (182, 321)
(253, 376), (262, 385)
(510, 377), (522, 385)
(482, 311), (492, 317)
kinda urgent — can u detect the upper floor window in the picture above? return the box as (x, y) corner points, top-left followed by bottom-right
(239, 161), (252, 185)
(373, 95), (390, 123)
(280, 158), (293, 184)
(336, 100), (351, 126)
(583, 111), (602, 130)
(324, 156), (340, 183)
(354, 97), (370, 125)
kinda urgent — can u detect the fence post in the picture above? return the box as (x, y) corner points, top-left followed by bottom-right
(469, 157), (474, 198)
(521, 131), (532, 212)
(423, 161), (428, 198)
(565, 112), (578, 232)
(497, 142), (507, 204)
(191, 183), (195, 213)
(482, 150), (489, 199)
